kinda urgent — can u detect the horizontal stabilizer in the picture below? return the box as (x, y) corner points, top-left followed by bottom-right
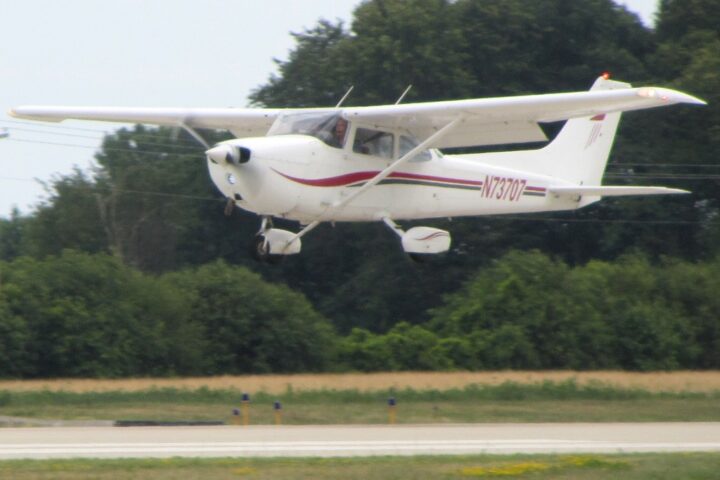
(548, 186), (690, 197)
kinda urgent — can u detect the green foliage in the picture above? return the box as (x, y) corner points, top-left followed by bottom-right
(162, 261), (337, 374)
(1, 0), (719, 376)
(0, 251), (200, 377)
(657, 0), (720, 42)
(428, 250), (719, 371)
(21, 170), (108, 259)
(0, 253), (336, 377)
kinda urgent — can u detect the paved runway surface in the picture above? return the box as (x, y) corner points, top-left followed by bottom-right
(2, 423), (720, 459)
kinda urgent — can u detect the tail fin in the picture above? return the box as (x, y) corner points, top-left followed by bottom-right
(541, 76), (631, 185)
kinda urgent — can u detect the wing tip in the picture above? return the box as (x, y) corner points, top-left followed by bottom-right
(638, 87), (707, 106)
(666, 187), (692, 194)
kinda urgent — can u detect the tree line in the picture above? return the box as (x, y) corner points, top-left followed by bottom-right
(1, 249), (719, 377)
(1, 0), (719, 376)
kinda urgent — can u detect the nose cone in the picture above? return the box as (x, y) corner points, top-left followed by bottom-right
(206, 144), (232, 164)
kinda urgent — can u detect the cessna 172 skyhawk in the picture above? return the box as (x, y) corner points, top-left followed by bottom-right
(10, 75), (705, 262)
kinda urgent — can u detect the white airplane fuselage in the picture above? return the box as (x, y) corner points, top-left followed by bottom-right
(207, 134), (580, 224)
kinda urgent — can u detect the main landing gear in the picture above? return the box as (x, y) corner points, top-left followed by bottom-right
(250, 216), (303, 264)
(248, 216), (451, 264)
(382, 218), (451, 263)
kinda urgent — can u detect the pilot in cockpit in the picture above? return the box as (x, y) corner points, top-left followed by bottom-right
(328, 117), (348, 148)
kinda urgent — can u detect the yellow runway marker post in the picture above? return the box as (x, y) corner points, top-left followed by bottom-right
(274, 401), (282, 425)
(241, 393), (250, 426)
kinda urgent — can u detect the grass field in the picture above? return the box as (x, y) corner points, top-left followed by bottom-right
(2, 371), (720, 393)
(3, 373), (720, 424)
(2, 453), (720, 479)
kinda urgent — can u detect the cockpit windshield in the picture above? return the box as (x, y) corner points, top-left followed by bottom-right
(267, 112), (348, 149)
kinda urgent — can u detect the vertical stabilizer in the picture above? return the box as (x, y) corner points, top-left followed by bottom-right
(541, 76), (631, 186)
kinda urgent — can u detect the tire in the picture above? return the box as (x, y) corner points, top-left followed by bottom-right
(251, 234), (270, 262)
(250, 234), (285, 264)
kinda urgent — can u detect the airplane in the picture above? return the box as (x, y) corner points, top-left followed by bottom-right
(9, 74), (705, 263)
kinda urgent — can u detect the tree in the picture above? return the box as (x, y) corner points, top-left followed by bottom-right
(0, 251), (203, 377)
(657, 0), (720, 42)
(0, 208), (28, 261)
(0, 280), (32, 377)
(21, 170), (108, 259)
(428, 250), (720, 371)
(162, 261), (337, 373)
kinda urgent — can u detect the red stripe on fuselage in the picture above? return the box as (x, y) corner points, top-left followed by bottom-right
(272, 169), (485, 188)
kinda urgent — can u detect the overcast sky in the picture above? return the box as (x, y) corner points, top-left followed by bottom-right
(0, 0), (659, 218)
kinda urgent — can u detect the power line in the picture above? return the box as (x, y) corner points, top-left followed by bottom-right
(605, 174), (720, 180)
(0, 120), (205, 147)
(487, 215), (705, 226)
(2, 126), (105, 141)
(609, 164), (720, 169)
(4, 137), (717, 178)
(4, 138), (204, 157)
(0, 175), (222, 203)
(0, 118), (115, 133)
(1, 127), (205, 151)
(2, 175), (714, 226)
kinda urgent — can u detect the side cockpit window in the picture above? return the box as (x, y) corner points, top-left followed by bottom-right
(353, 128), (394, 159)
(400, 135), (432, 162)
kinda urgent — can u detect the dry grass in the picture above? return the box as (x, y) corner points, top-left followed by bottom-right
(2, 371), (720, 394)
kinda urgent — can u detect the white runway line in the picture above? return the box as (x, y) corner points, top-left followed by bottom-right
(2, 423), (720, 459)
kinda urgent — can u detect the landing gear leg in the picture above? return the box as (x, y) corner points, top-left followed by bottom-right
(250, 216), (283, 264)
(382, 218), (422, 263)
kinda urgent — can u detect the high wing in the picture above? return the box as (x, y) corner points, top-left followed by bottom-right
(8, 106), (285, 139)
(343, 84), (705, 148)
(9, 80), (705, 147)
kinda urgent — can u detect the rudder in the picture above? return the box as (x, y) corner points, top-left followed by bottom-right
(541, 76), (631, 185)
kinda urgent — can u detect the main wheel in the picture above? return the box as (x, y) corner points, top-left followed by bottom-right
(251, 234), (270, 262)
(250, 234), (285, 264)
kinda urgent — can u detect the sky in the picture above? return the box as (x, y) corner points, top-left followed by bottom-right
(0, 0), (659, 218)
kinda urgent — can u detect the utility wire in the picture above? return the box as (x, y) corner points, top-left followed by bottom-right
(0, 120), (204, 147)
(1, 175), (714, 226)
(4, 128), (205, 151)
(4, 138), (203, 157)
(0, 175), (222, 203)
(609, 164), (720, 169)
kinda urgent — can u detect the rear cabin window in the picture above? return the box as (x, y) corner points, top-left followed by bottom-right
(353, 128), (394, 159)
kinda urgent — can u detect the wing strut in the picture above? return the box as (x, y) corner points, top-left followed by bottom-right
(179, 123), (210, 149)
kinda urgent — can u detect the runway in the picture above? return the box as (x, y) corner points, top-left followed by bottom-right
(2, 423), (720, 459)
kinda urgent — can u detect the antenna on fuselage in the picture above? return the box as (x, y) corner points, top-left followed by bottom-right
(395, 85), (413, 105)
(335, 86), (355, 108)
